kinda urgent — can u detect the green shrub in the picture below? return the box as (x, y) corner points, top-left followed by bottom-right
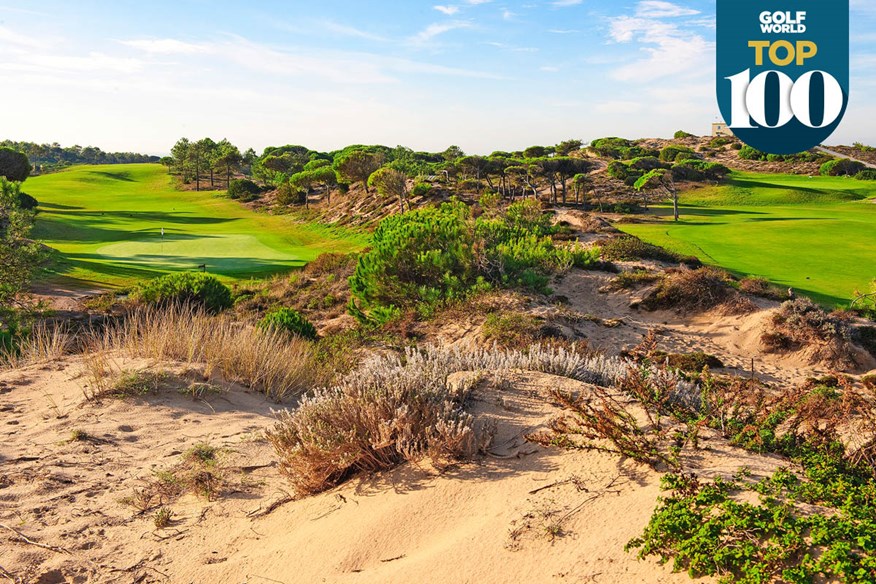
(673, 130), (694, 139)
(228, 179), (261, 201)
(709, 136), (733, 148)
(738, 145), (767, 160)
(671, 159), (729, 182)
(591, 137), (657, 160)
(135, 272), (233, 313)
(821, 158), (866, 176)
(349, 199), (585, 322)
(600, 236), (699, 266)
(607, 161), (644, 186)
(629, 156), (667, 171)
(855, 169), (876, 181)
(276, 182), (305, 206)
(411, 182), (432, 197)
(258, 308), (317, 340)
(659, 145), (696, 163)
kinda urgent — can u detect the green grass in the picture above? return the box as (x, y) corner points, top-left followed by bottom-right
(26, 164), (368, 288)
(618, 172), (876, 306)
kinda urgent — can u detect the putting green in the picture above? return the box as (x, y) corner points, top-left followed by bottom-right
(618, 172), (876, 306)
(26, 164), (369, 288)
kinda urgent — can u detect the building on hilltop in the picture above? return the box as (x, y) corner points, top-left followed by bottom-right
(712, 121), (733, 137)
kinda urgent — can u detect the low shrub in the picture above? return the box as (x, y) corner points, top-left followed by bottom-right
(821, 158), (867, 177)
(671, 159), (729, 182)
(762, 298), (857, 368)
(481, 312), (560, 348)
(266, 352), (484, 496)
(607, 160), (643, 185)
(610, 270), (662, 290)
(641, 267), (738, 313)
(276, 182), (305, 206)
(629, 156), (667, 172)
(590, 137), (658, 160)
(709, 136), (733, 148)
(267, 344), (630, 495)
(652, 351), (724, 373)
(659, 145), (696, 163)
(349, 200), (591, 322)
(411, 182), (432, 197)
(628, 467), (876, 584)
(134, 272), (232, 314)
(738, 276), (787, 301)
(673, 131), (694, 139)
(258, 307), (318, 340)
(854, 326), (876, 359)
(856, 169), (876, 181)
(600, 236), (700, 267)
(228, 179), (261, 201)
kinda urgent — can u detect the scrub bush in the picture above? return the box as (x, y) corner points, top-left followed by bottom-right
(135, 272), (232, 314)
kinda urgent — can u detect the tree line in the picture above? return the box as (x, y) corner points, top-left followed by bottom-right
(167, 137), (603, 210)
(0, 140), (159, 173)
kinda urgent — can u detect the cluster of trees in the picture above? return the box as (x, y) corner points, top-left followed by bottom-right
(168, 137), (602, 210)
(0, 148), (43, 346)
(166, 138), (255, 191)
(0, 140), (158, 172)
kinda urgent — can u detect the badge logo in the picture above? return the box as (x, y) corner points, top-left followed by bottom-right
(716, 1), (849, 154)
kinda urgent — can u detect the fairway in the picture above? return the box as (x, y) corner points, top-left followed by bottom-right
(618, 172), (876, 306)
(27, 164), (369, 288)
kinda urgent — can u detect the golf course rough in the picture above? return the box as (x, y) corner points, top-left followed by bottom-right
(619, 171), (876, 306)
(26, 164), (369, 288)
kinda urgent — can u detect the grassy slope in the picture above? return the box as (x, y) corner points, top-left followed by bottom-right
(618, 172), (876, 306)
(27, 164), (369, 288)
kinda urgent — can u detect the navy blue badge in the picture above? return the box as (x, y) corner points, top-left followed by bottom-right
(717, 1), (849, 154)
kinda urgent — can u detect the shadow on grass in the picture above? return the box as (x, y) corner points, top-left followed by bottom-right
(83, 170), (136, 182)
(38, 202), (84, 210)
(55, 252), (307, 280)
(45, 209), (238, 225)
(32, 220), (229, 245)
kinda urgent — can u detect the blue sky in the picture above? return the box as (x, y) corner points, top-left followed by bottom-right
(1, 0), (874, 155)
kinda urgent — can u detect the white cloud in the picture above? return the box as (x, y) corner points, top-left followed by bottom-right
(552, 0), (583, 6)
(321, 21), (387, 42)
(635, 1), (699, 18)
(548, 29), (580, 34)
(466, 0), (492, 4)
(408, 21), (473, 45)
(609, 16), (713, 82)
(120, 39), (210, 54)
(0, 24), (51, 49)
(434, 5), (460, 15)
(23, 51), (145, 74)
(483, 41), (538, 52)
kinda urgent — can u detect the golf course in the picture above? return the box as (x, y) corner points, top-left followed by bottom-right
(619, 172), (876, 306)
(26, 164), (369, 288)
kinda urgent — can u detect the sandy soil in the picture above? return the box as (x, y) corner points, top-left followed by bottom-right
(0, 355), (789, 584)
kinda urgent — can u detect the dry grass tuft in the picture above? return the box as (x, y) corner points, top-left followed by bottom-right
(1, 323), (72, 368)
(641, 267), (752, 314)
(85, 305), (314, 400)
(268, 344), (630, 496)
(761, 299), (859, 369)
